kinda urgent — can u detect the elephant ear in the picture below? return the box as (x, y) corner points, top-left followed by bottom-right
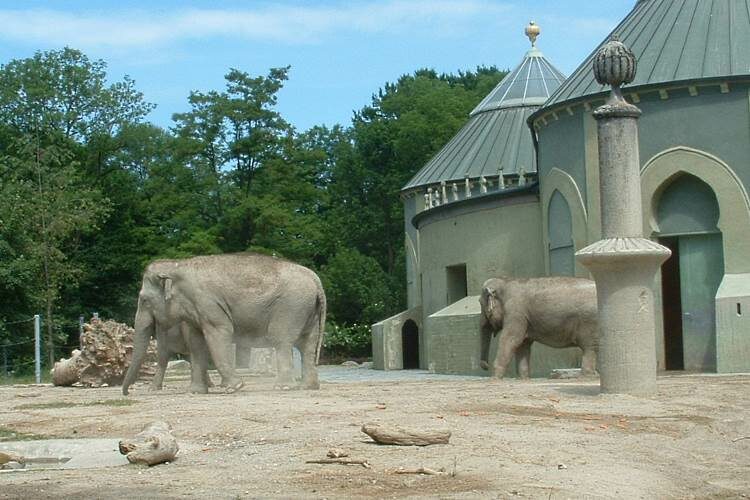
(158, 274), (173, 301)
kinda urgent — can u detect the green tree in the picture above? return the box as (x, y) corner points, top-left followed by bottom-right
(326, 67), (506, 320)
(0, 139), (109, 363)
(0, 48), (155, 356)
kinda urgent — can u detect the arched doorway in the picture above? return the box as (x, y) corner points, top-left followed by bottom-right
(402, 320), (419, 369)
(657, 174), (724, 371)
(548, 190), (574, 276)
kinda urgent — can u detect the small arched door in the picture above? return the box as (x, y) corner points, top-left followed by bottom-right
(402, 320), (419, 369)
(657, 174), (724, 371)
(548, 190), (574, 276)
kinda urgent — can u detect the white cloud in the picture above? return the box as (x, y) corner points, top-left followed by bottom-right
(0, 1), (511, 49)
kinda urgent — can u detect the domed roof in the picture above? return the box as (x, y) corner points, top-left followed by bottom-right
(470, 47), (566, 116)
(403, 25), (566, 192)
(540, 0), (750, 112)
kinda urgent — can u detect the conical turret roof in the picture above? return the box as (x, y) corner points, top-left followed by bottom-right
(470, 47), (566, 116)
(403, 26), (566, 192)
(539, 0), (750, 112)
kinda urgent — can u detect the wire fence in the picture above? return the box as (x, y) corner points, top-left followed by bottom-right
(0, 313), (104, 382)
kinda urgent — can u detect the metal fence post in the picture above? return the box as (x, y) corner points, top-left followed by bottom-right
(34, 314), (41, 384)
(79, 315), (84, 347)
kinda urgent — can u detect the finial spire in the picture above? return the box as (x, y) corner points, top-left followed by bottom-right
(525, 21), (540, 47)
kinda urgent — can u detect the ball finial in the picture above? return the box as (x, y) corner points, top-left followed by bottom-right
(593, 35), (637, 91)
(525, 21), (540, 47)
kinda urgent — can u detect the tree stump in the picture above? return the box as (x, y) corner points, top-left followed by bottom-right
(119, 421), (178, 466)
(361, 423), (451, 446)
(51, 318), (157, 387)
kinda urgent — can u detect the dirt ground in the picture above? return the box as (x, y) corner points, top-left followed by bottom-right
(1, 367), (749, 499)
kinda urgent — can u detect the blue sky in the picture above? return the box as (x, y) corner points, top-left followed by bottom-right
(0, 0), (635, 131)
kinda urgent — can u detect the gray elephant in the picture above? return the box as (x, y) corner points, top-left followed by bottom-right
(122, 253), (326, 395)
(479, 277), (598, 379)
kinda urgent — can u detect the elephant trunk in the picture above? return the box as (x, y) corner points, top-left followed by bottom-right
(122, 307), (155, 395)
(479, 318), (493, 371)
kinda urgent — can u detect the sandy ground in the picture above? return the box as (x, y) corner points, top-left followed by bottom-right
(1, 367), (749, 499)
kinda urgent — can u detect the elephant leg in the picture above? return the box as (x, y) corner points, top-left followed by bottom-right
(492, 316), (528, 379)
(297, 331), (320, 390)
(183, 324), (210, 394)
(150, 349), (168, 391)
(515, 339), (533, 379)
(581, 347), (598, 376)
(201, 323), (243, 393)
(150, 328), (170, 391)
(273, 342), (296, 389)
(186, 353), (215, 388)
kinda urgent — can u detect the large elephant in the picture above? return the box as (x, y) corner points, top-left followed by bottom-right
(479, 277), (598, 379)
(122, 253), (326, 395)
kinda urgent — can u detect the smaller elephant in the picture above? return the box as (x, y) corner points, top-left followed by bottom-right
(150, 323), (215, 391)
(479, 277), (598, 379)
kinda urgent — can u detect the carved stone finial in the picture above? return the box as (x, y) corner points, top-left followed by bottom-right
(518, 167), (527, 186)
(451, 182), (459, 202)
(525, 21), (540, 47)
(480, 176), (488, 194)
(464, 177), (472, 198)
(498, 166), (505, 189)
(593, 35), (636, 103)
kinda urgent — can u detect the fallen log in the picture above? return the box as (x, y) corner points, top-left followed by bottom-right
(51, 350), (83, 386)
(119, 421), (178, 466)
(361, 423), (451, 446)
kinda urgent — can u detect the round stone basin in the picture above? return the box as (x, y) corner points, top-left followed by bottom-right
(0, 439), (130, 471)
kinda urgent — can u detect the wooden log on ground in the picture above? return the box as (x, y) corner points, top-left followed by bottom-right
(51, 350), (83, 386)
(119, 421), (179, 466)
(361, 423), (451, 446)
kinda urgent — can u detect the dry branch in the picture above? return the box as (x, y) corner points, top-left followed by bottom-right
(361, 423), (451, 446)
(119, 421), (179, 466)
(393, 467), (445, 475)
(306, 458), (371, 468)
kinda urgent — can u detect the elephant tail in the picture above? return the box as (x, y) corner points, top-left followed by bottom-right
(314, 285), (327, 364)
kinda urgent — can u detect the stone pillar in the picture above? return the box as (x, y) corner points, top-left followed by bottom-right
(575, 37), (671, 396)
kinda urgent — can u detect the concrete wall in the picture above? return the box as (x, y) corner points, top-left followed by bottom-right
(371, 307), (421, 371)
(716, 274), (750, 373)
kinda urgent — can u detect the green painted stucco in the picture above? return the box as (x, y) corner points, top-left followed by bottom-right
(536, 111), (587, 205)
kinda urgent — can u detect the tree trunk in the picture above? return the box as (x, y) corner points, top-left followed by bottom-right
(119, 421), (178, 466)
(361, 423), (451, 446)
(51, 349), (82, 386)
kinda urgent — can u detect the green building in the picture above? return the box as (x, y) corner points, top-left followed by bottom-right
(373, 0), (750, 376)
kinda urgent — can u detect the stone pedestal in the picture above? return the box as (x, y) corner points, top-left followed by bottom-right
(577, 239), (668, 394)
(576, 37), (670, 395)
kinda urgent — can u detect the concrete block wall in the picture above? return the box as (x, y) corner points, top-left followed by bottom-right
(716, 273), (750, 373)
(371, 307), (421, 370)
